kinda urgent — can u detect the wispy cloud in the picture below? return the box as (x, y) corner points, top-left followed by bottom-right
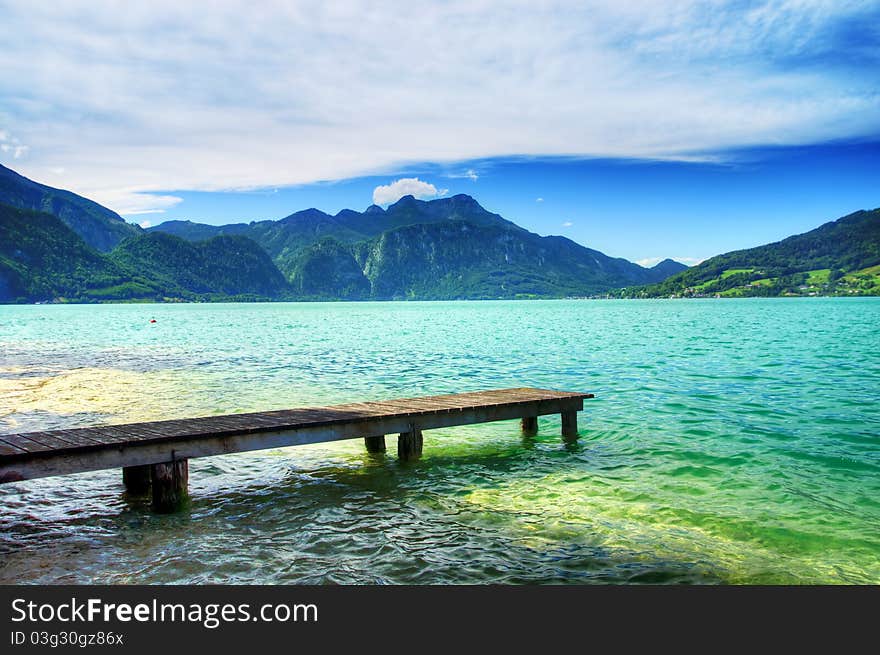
(372, 178), (448, 205)
(536, 197), (544, 203)
(1, 1), (878, 214)
(81, 187), (183, 216)
(447, 168), (479, 181)
(0, 129), (29, 159)
(562, 221), (573, 227)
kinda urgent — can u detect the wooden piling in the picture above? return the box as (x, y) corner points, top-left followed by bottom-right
(122, 464), (151, 495)
(561, 410), (578, 441)
(521, 416), (538, 437)
(398, 428), (423, 461)
(364, 435), (386, 453)
(151, 459), (189, 513)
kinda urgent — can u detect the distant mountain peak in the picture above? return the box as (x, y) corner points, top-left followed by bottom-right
(652, 258), (688, 268)
(389, 194), (419, 208)
(364, 204), (385, 214)
(648, 258), (689, 277)
(447, 193), (480, 205)
(280, 207), (332, 223)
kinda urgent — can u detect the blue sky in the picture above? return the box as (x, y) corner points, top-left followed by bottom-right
(0, 1), (878, 265)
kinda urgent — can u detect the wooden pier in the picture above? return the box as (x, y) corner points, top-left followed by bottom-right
(0, 388), (593, 512)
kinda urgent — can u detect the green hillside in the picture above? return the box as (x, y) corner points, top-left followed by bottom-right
(0, 163), (140, 251)
(620, 209), (880, 298)
(0, 203), (149, 302)
(110, 232), (290, 299)
(0, 202), (291, 303)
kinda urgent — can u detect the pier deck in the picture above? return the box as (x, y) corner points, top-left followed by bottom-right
(0, 387), (593, 511)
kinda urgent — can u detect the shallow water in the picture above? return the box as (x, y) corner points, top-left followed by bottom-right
(1, 299), (878, 584)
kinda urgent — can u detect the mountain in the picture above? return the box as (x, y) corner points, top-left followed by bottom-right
(340, 222), (676, 300)
(147, 194), (524, 276)
(649, 258), (689, 279)
(357, 194), (525, 235)
(139, 219), (251, 242)
(0, 203), (142, 302)
(150, 194), (682, 298)
(622, 209), (880, 297)
(0, 163), (140, 251)
(110, 232), (289, 299)
(0, 202), (290, 302)
(287, 238), (371, 299)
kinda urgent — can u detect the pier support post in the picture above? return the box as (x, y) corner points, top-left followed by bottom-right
(364, 435), (386, 453)
(561, 411), (579, 442)
(521, 416), (538, 437)
(151, 458), (189, 513)
(398, 428), (423, 461)
(122, 465), (152, 495)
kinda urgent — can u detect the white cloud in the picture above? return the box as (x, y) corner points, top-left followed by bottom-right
(0, 129), (29, 160)
(82, 187), (183, 216)
(562, 221), (573, 227)
(636, 256), (704, 268)
(139, 220), (152, 228)
(536, 197), (544, 203)
(447, 168), (479, 181)
(0, 1), (877, 213)
(372, 178), (448, 205)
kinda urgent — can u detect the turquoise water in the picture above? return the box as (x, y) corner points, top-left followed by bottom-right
(1, 299), (878, 584)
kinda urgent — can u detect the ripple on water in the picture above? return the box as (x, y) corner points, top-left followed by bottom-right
(1, 299), (879, 584)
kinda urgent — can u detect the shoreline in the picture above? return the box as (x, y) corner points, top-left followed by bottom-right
(5, 294), (880, 307)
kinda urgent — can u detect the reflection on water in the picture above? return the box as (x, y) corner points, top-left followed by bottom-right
(1, 299), (879, 584)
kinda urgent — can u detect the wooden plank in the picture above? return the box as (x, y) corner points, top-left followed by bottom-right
(99, 425), (163, 443)
(51, 430), (108, 448)
(1, 434), (55, 454)
(0, 439), (29, 457)
(12, 431), (82, 450)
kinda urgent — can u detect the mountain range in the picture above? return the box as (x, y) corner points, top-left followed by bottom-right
(147, 193), (685, 300)
(0, 163), (686, 303)
(2, 162), (877, 303)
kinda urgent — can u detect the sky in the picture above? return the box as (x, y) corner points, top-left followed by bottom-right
(1, 0), (878, 265)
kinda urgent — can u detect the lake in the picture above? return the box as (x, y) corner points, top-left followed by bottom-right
(1, 298), (878, 584)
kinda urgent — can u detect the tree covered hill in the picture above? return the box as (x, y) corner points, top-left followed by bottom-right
(110, 232), (289, 298)
(619, 208), (880, 298)
(0, 163), (140, 251)
(0, 203), (134, 301)
(0, 203), (291, 303)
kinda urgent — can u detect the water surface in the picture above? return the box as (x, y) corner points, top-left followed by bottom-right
(1, 299), (878, 584)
